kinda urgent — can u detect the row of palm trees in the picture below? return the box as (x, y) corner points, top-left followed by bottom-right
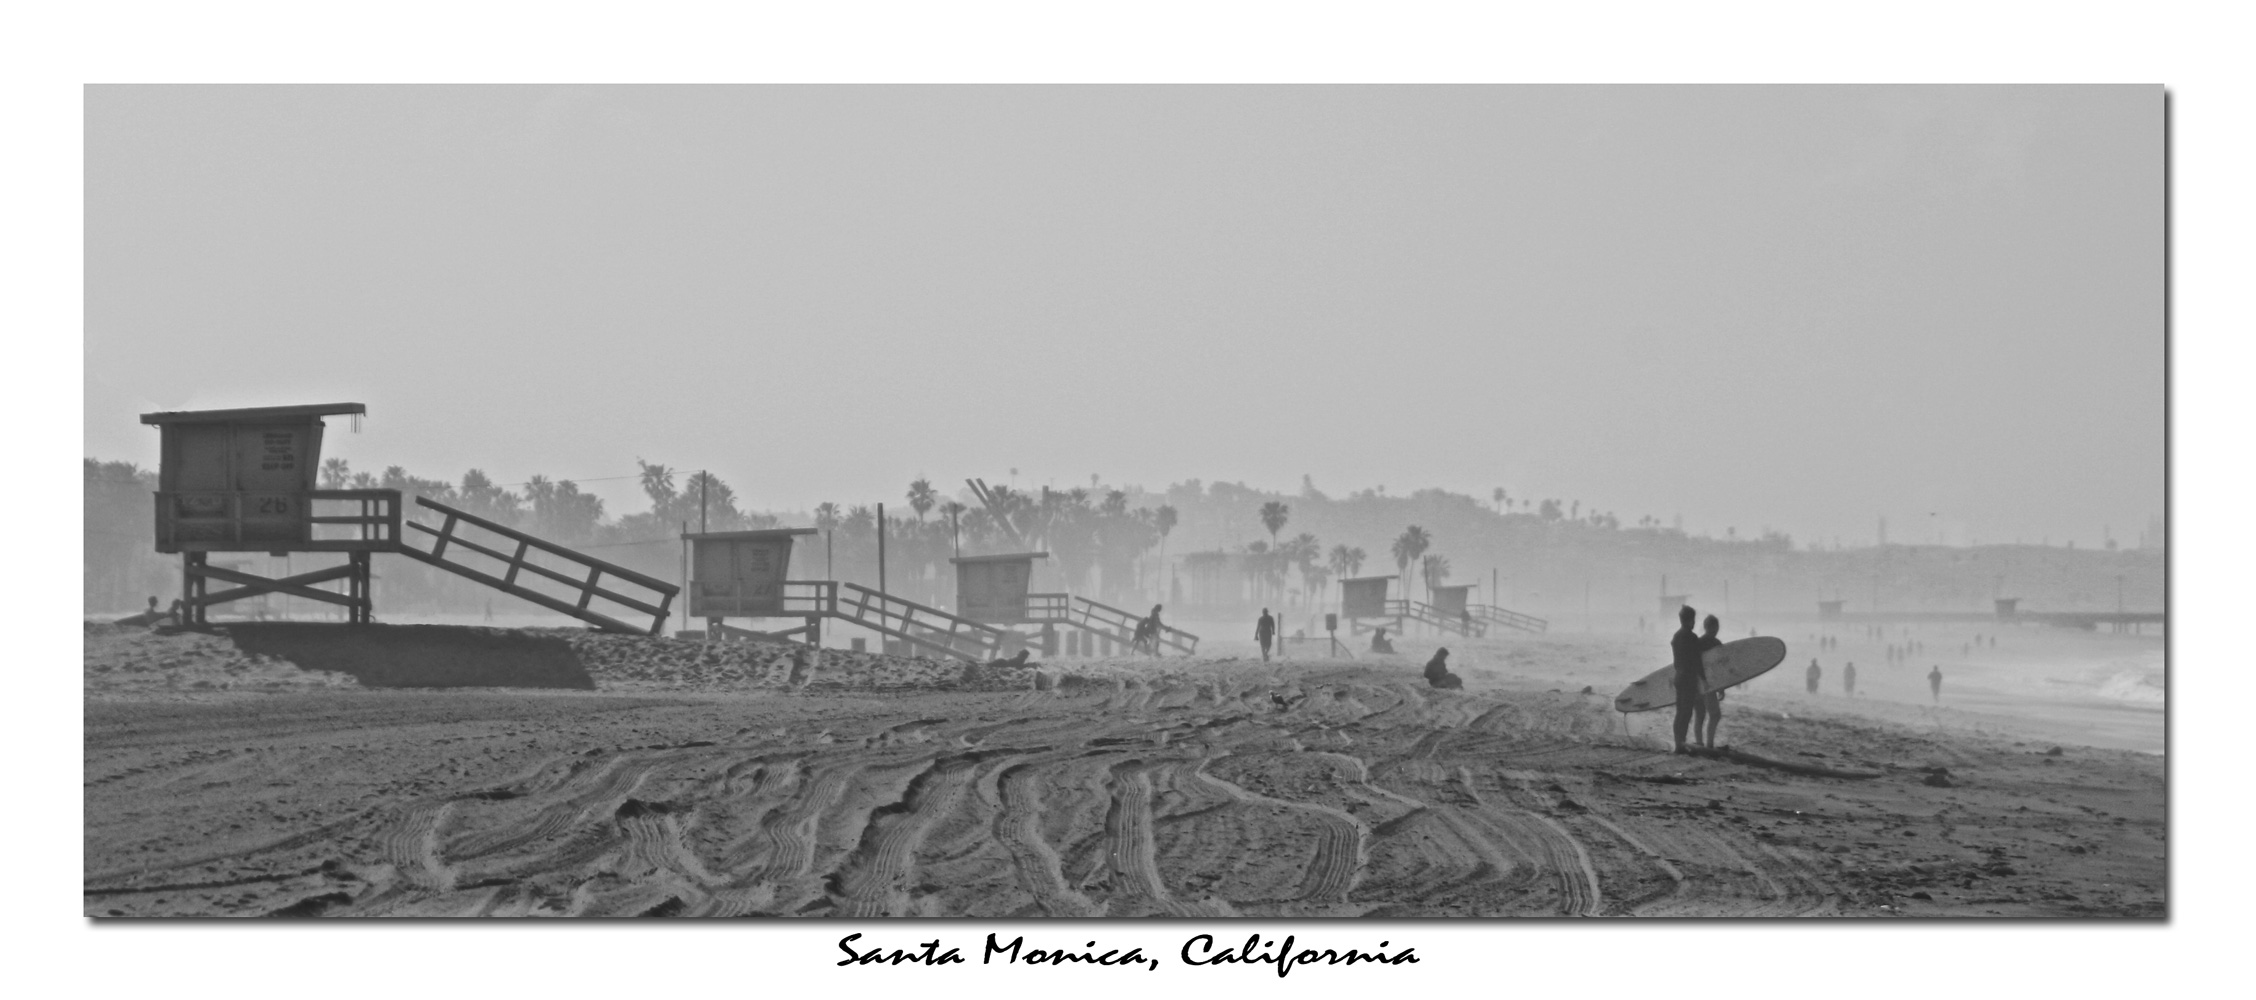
(1237, 502), (1456, 612)
(798, 480), (1183, 607)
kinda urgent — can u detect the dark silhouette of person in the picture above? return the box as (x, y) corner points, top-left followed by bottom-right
(1424, 647), (1463, 690)
(1844, 661), (1858, 697)
(1255, 608), (1276, 662)
(1694, 614), (1725, 748)
(1929, 664), (1943, 703)
(1670, 605), (1704, 753)
(1133, 604), (1164, 656)
(1370, 626), (1395, 654)
(1806, 658), (1821, 694)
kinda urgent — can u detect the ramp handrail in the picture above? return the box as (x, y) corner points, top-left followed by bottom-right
(398, 495), (678, 635)
(1472, 603), (1548, 633)
(789, 580), (1006, 661)
(1069, 595), (1200, 655)
(153, 488), (404, 553)
(1385, 598), (1486, 637)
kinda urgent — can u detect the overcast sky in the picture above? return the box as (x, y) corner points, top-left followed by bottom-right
(85, 85), (2160, 547)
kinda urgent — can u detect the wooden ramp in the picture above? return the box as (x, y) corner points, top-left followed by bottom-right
(1025, 593), (1200, 656)
(1474, 603), (1548, 633)
(771, 581), (1008, 662)
(396, 496), (678, 635)
(1391, 599), (1487, 638)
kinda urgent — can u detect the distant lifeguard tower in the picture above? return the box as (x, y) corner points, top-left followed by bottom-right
(143, 402), (679, 633)
(682, 527), (820, 642)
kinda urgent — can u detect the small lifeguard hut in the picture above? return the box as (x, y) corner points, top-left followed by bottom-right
(142, 402), (678, 633)
(143, 403), (394, 624)
(682, 527), (818, 642)
(1429, 583), (1476, 622)
(952, 551), (1052, 653)
(1340, 575), (1392, 621)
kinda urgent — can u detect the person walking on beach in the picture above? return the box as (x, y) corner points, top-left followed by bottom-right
(1670, 605), (1704, 754)
(1929, 664), (1943, 703)
(1806, 658), (1821, 694)
(1844, 661), (1858, 698)
(1694, 614), (1725, 747)
(1255, 608), (1276, 662)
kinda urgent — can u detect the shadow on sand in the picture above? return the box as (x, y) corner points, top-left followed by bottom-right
(222, 623), (595, 689)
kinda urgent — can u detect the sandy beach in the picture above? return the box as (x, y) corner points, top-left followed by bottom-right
(83, 621), (2163, 918)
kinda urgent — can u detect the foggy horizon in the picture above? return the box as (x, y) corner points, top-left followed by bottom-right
(85, 85), (2162, 550)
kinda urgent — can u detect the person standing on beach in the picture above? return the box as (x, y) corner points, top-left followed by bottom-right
(1255, 608), (1276, 662)
(1929, 664), (1943, 703)
(1844, 661), (1858, 697)
(1695, 614), (1726, 747)
(1806, 658), (1821, 694)
(1670, 605), (1704, 754)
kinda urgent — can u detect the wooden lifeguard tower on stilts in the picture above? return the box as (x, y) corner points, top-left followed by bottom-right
(144, 402), (679, 633)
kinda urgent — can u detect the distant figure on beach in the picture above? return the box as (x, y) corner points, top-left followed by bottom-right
(1370, 627), (1395, 655)
(1929, 664), (1943, 703)
(1806, 658), (1821, 694)
(1693, 614), (1725, 747)
(1255, 608), (1276, 662)
(1132, 605), (1164, 656)
(1424, 647), (1463, 690)
(1670, 605), (1704, 754)
(1844, 661), (1858, 697)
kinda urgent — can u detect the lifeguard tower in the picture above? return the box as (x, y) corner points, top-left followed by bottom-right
(1339, 575), (1395, 634)
(142, 402), (679, 634)
(682, 527), (819, 642)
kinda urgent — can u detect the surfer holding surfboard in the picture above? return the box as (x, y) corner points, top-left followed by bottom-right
(1669, 606), (1705, 753)
(1693, 614), (1726, 748)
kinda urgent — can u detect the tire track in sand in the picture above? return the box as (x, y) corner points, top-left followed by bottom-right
(1466, 767), (1603, 916)
(828, 752), (990, 917)
(993, 755), (1104, 917)
(1190, 755), (1368, 913)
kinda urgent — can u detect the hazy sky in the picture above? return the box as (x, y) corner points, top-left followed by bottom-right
(85, 85), (2160, 547)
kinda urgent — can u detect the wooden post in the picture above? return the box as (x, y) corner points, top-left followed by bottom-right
(878, 502), (887, 600)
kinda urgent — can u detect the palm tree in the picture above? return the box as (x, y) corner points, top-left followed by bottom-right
(1259, 501), (1289, 553)
(814, 501), (841, 580)
(1154, 504), (1178, 604)
(1492, 487), (1507, 515)
(907, 478), (937, 522)
(1326, 544), (1366, 605)
(941, 500), (966, 557)
(1391, 526), (1431, 603)
(1421, 553), (1452, 595)
(321, 458), (351, 490)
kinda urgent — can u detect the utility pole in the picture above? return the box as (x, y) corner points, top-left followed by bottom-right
(699, 469), (708, 534)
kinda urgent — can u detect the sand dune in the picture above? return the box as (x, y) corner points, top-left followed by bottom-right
(82, 623), (2162, 917)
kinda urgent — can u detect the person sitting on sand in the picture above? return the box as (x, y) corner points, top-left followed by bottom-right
(1370, 627), (1395, 655)
(985, 649), (1032, 669)
(1423, 647), (1463, 690)
(1670, 605), (1704, 754)
(1693, 614), (1724, 747)
(1929, 664), (1943, 703)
